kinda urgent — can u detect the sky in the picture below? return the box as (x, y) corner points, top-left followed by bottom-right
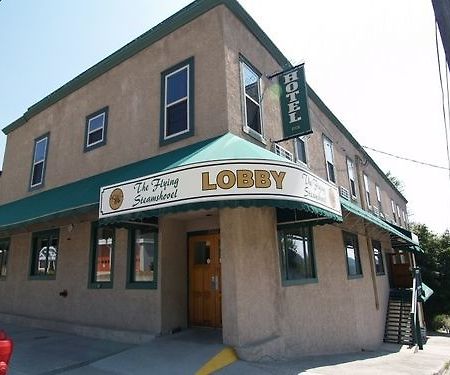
(0, 0), (449, 233)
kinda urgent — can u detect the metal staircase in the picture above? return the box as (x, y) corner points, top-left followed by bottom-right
(384, 289), (413, 345)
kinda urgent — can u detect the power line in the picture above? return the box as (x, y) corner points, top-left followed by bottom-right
(435, 21), (450, 180)
(362, 146), (450, 171)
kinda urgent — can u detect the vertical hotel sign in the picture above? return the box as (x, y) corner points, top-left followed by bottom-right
(279, 64), (312, 139)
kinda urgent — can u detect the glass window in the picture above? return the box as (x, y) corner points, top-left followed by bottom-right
(127, 227), (158, 288)
(363, 174), (371, 207)
(30, 134), (49, 188)
(397, 205), (402, 226)
(30, 230), (59, 278)
(343, 231), (362, 277)
(346, 158), (356, 197)
(295, 137), (307, 164)
(278, 225), (316, 283)
(0, 239), (10, 279)
(162, 59), (194, 142)
(85, 108), (108, 150)
(323, 136), (335, 183)
(372, 240), (385, 275)
(376, 185), (383, 212)
(90, 225), (114, 287)
(391, 199), (397, 223)
(241, 60), (263, 137)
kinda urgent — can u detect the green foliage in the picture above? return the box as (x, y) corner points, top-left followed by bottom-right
(431, 314), (450, 333)
(412, 223), (450, 327)
(385, 171), (405, 193)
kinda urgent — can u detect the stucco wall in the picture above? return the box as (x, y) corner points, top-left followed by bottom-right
(219, 206), (390, 360)
(0, 215), (161, 334)
(0, 6), (229, 204)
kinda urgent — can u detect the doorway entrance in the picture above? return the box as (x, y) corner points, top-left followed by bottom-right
(188, 233), (222, 328)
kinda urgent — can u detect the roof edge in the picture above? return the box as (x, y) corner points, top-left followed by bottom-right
(307, 85), (408, 203)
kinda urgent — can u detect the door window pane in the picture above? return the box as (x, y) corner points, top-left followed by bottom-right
(195, 241), (211, 265)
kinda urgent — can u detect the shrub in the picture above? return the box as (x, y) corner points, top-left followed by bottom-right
(432, 314), (450, 333)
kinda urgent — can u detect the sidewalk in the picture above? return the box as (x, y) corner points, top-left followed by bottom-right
(2, 320), (450, 375)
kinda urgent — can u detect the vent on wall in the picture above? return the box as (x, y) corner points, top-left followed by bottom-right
(273, 144), (294, 161)
(339, 186), (350, 200)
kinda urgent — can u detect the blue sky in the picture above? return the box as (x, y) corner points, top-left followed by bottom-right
(1, 0), (449, 233)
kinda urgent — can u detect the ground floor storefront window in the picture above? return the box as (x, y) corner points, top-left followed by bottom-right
(278, 225), (316, 285)
(89, 224), (114, 288)
(30, 229), (59, 279)
(127, 227), (158, 289)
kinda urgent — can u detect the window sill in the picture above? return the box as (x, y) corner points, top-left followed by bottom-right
(282, 278), (318, 287)
(376, 272), (386, 276)
(126, 281), (157, 290)
(243, 126), (267, 145)
(84, 140), (107, 153)
(347, 274), (363, 280)
(88, 282), (113, 289)
(159, 129), (194, 147)
(29, 275), (56, 281)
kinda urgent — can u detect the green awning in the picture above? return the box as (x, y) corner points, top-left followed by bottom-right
(0, 133), (342, 232)
(420, 282), (434, 302)
(340, 198), (422, 253)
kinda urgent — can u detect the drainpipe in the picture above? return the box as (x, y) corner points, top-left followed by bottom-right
(355, 155), (380, 310)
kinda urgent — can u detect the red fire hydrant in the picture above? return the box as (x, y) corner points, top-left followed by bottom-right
(0, 331), (13, 375)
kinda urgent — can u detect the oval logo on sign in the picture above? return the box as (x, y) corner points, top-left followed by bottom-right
(109, 188), (124, 210)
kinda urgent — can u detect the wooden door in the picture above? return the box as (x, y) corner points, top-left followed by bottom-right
(188, 234), (222, 328)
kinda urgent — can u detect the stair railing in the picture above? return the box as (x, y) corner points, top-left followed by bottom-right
(410, 267), (423, 350)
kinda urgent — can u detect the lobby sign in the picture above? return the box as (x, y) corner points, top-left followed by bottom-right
(279, 64), (312, 139)
(99, 159), (341, 218)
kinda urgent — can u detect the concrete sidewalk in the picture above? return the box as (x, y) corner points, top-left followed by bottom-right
(2, 321), (450, 374)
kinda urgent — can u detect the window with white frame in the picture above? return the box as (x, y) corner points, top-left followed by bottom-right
(295, 137), (307, 164)
(391, 200), (397, 223)
(323, 136), (336, 183)
(161, 58), (194, 142)
(85, 107), (108, 151)
(241, 60), (263, 137)
(397, 205), (402, 226)
(30, 134), (49, 189)
(402, 210), (407, 225)
(346, 158), (356, 198)
(376, 185), (383, 212)
(363, 174), (371, 207)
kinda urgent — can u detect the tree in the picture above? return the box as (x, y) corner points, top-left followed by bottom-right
(412, 223), (450, 325)
(386, 171), (405, 193)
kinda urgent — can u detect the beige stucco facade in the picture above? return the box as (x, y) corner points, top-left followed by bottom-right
(0, 0), (418, 360)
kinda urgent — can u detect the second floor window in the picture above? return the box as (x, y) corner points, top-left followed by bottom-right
(391, 200), (397, 223)
(85, 107), (108, 151)
(363, 174), (371, 207)
(346, 158), (356, 198)
(295, 137), (307, 164)
(30, 134), (49, 189)
(323, 136), (336, 183)
(161, 57), (194, 143)
(376, 185), (383, 213)
(241, 60), (263, 138)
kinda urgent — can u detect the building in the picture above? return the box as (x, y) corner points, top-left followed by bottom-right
(0, 0), (428, 360)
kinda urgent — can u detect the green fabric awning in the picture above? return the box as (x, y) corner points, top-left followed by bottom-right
(420, 282), (434, 302)
(0, 133), (342, 232)
(340, 198), (422, 253)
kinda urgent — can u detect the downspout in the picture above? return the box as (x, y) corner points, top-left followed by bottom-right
(355, 155), (380, 310)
